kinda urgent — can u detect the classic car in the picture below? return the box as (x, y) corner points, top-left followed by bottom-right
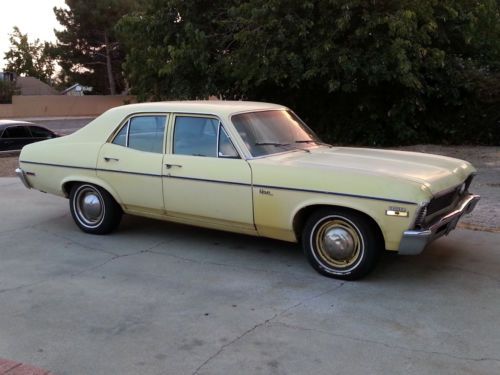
(15, 101), (480, 280)
(0, 120), (59, 152)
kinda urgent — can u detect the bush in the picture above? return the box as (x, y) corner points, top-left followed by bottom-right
(118, 0), (500, 145)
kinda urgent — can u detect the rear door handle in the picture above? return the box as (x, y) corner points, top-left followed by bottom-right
(104, 157), (119, 162)
(165, 163), (182, 169)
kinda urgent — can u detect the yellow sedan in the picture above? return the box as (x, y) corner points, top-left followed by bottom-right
(16, 101), (480, 279)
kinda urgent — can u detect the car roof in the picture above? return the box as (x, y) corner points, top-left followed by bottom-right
(0, 121), (54, 138)
(115, 101), (287, 117)
(61, 100), (289, 142)
(0, 119), (35, 129)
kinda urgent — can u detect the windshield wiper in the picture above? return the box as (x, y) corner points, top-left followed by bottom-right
(295, 140), (333, 147)
(254, 141), (310, 153)
(254, 142), (290, 147)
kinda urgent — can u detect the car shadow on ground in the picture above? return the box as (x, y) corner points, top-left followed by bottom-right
(117, 214), (312, 273)
(116, 214), (475, 284)
(38, 211), (488, 284)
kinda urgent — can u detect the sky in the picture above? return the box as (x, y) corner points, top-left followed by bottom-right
(0, 0), (67, 69)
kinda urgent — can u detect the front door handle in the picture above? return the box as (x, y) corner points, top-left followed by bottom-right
(165, 163), (182, 169)
(104, 157), (120, 162)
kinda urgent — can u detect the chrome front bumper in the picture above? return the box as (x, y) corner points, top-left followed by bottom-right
(15, 167), (32, 189)
(398, 193), (480, 255)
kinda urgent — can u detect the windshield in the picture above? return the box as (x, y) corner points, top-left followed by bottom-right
(231, 110), (323, 157)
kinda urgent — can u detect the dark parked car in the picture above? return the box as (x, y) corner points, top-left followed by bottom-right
(0, 120), (59, 152)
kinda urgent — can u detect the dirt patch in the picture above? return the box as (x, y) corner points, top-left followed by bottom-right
(395, 145), (499, 171)
(2, 145), (498, 231)
(0, 154), (18, 177)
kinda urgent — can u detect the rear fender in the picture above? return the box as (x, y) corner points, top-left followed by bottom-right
(61, 175), (123, 205)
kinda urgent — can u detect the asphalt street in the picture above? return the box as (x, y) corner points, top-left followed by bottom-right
(18, 117), (95, 135)
(0, 177), (499, 375)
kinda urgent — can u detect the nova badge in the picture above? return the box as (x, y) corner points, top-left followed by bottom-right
(259, 188), (273, 196)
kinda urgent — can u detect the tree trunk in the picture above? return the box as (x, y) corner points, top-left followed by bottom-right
(104, 31), (116, 95)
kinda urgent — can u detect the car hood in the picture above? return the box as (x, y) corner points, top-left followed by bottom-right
(250, 146), (476, 199)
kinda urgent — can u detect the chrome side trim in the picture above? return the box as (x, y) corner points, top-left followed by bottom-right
(15, 167), (32, 189)
(398, 193), (480, 255)
(253, 184), (417, 205)
(19, 160), (418, 205)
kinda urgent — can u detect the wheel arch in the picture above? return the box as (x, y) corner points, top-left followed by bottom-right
(61, 176), (123, 207)
(292, 204), (385, 248)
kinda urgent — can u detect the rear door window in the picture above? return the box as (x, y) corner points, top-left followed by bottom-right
(112, 115), (167, 153)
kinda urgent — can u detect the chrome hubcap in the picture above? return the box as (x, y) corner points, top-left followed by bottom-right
(82, 193), (102, 221)
(75, 186), (104, 227)
(322, 227), (355, 261)
(313, 217), (363, 268)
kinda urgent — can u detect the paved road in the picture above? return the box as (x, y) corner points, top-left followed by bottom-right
(18, 117), (95, 135)
(0, 177), (499, 375)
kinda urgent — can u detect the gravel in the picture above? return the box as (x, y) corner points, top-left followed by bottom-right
(2, 145), (498, 232)
(0, 153), (18, 177)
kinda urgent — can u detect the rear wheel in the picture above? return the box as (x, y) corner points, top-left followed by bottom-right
(69, 183), (122, 234)
(302, 208), (380, 280)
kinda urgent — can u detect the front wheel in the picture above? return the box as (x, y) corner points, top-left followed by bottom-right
(302, 208), (380, 280)
(69, 183), (122, 234)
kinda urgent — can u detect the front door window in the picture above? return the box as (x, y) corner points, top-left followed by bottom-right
(173, 116), (239, 158)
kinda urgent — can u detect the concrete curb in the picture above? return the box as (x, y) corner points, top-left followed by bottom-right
(0, 358), (54, 375)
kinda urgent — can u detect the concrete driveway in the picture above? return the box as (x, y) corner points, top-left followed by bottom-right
(0, 177), (499, 375)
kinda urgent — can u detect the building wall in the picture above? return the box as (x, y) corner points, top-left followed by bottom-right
(0, 95), (135, 118)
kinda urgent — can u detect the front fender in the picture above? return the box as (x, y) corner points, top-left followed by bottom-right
(253, 188), (418, 251)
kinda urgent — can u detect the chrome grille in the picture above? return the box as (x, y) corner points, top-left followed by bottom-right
(413, 205), (427, 229)
(427, 189), (459, 215)
(426, 175), (474, 217)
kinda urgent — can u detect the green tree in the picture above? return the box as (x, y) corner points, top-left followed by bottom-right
(0, 80), (19, 104)
(4, 26), (55, 83)
(117, 0), (232, 100)
(51, 0), (139, 94)
(118, 0), (500, 145)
